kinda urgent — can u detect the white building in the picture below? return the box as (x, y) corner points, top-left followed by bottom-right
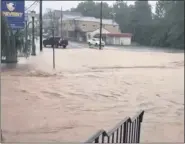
(93, 28), (132, 46)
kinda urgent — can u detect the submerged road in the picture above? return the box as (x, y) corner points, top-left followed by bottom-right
(1, 41), (184, 143)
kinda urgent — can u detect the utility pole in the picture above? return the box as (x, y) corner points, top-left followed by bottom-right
(52, 12), (55, 69)
(39, 0), (43, 51)
(99, 1), (103, 50)
(31, 11), (36, 56)
(25, 21), (28, 53)
(61, 6), (63, 38)
(52, 27), (55, 69)
(25, 13), (28, 55)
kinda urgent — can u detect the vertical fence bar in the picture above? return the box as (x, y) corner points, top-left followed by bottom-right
(129, 122), (132, 143)
(133, 119), (136, 143)
(137, 119), (141, 143)
(102, 133), (105, 143)
(135, 118), (139, 143)
(112, 133), (114, 143)
(138, 111), (144, 143)
(120, 125), (123, 143)
(95, 137), (99, 143)
(116, 129), (119, 143)
(137, 117), (140, 142)
(107, 136), (110, 143)
(131, 120), (135, 143)
(123, 121), (127, 143)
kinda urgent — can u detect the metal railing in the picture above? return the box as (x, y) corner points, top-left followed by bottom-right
(85, 110), (144, 143)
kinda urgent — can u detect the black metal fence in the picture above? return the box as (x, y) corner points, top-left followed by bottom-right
(85, 110), (144, 143)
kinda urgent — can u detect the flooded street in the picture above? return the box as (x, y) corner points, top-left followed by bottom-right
(1, 46), (184, 142)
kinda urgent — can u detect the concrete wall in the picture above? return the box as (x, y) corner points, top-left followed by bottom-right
(120, 37), (131, 45)
(106, 36), (131, 46)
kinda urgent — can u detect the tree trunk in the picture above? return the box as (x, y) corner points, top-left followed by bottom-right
(6, 53), (17, 63)
(5, 31), (18, 63)
(1, 15), (18, 63)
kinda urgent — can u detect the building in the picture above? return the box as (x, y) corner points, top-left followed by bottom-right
(42, 10), (82, 37)
(62, 16), (132, 45)
(62, 16), (120, 42)
(94, 32), (132, 46)
(42, 9), (132, 45)
(59, 11), (82, 37)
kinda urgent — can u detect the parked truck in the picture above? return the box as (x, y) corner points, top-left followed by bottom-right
(43, 36), (68, 48)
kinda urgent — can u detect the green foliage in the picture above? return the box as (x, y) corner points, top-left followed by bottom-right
(1, 15), (31, 62)
(71, 0), (184, 49)
(1, 14), (10, 57)
(71, 1), (112, 19)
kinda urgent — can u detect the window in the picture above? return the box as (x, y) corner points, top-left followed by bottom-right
(82, 24), (86, 27)
(93, 25), (96, 27)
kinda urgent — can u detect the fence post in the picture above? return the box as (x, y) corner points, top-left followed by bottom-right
(137, 111), (144, 143)
(95, 137), (99, 143)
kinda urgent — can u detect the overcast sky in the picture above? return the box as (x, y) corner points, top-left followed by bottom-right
(25, 1), (157, 14)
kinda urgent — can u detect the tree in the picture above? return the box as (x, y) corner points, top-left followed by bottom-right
(1, 15), (31, 63)
(151, 1), (184, 49)
(68, 0), (184, 49)
(1, 15), (17, 63)
(71, 1), (112, 19)
(113, 2), (131, 33)
(43, 9), (59, 37)
(129, 1), (153, 45)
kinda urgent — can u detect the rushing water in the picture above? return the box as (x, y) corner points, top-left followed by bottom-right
(1, 47), (184, 142)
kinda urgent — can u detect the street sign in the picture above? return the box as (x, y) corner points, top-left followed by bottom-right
(11, 22), (25, 30)
(1, 1), (25, 29)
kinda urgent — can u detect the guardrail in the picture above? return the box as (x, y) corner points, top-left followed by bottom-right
(85, 110), (144, 143)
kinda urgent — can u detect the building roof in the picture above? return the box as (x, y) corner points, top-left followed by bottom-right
(62, 15), (82, 20)
(43, 10), (117, 26)
(74, 17), (118, 25)
(55, 10), (82, 18)
(43, 10), (82, 19)
(62, 11), (82, 16)
(95, 33), (132, 38)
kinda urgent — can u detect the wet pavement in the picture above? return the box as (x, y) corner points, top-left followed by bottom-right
(1, 42), (184, 142)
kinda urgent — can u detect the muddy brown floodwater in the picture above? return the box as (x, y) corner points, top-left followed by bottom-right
(1, 48), (184, 142)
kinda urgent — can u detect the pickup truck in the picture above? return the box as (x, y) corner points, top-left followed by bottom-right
(43, 36), (68, 48)
(87, 38), (105, 47)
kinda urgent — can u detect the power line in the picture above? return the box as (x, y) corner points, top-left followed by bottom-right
(25, 1), (37, 11)
(25, 1), (38, 11)
(31, 1), (40, 11)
